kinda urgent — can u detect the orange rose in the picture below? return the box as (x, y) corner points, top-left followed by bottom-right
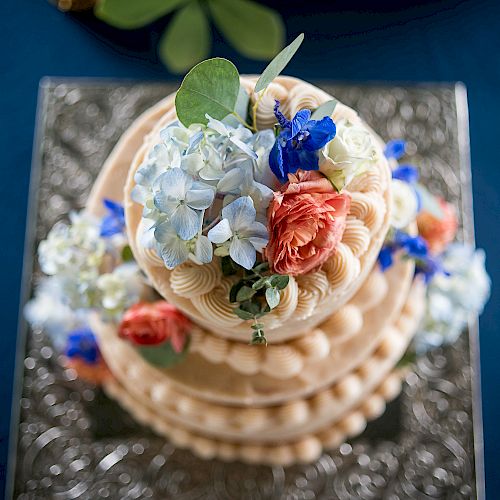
(267, 170), (351, 276)
(119, 301), (191, 353)
(417, 198), (458, 254)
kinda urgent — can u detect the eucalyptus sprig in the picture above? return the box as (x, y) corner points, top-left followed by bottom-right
(222, 258), (289, 344)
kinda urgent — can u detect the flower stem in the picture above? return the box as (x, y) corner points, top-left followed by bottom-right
(231, 111), (256, 132)
(251, 90), (266, 131)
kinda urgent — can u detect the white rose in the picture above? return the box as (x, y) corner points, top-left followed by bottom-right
(390, 179), (419, 229)
(319, 119), (376, 190)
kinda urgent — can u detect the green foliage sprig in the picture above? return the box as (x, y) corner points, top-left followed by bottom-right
(95, 0), (286, 74)
(222, 258), (289, 345)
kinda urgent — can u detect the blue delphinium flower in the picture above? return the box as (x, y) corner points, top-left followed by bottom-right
(378, 230), (431, 273)
(65, 328), (99, 364)
(392, 164), (419, 184)
(100, 199), (125, 238)
(269, 101), (336, 183)
(384, 139), (406, 160)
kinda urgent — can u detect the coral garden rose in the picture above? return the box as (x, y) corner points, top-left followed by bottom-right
(119, 301), (191, 353)
(417, 199), (458, 254)
(267, 170), (351, 276)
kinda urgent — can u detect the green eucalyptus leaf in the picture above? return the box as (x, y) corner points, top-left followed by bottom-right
(159, 2), (210, 74)
(208, 0), (284, 60)
(270, 274), (289, 289)
(252, 276), (270, 290)
(175, 58), (240, 127)
(121, 244), (135, 262)
(251, 330), (267, 345)
(253, 261), (270, 273)
(251, 322), (265, 330)
(265, 287), (280, 309)
(236, 285), (257, 302)
(254, 33), (304, 93)
(223, 85), (250, 127)
(230, 281), (245, 303)
(396, 349), (417, 368)
(311, 99), (338, 120)
(414, 184), (444, 219)
(95, 0), (188, 29)
(242, 300), (261, 315)
(234, 307), (254, 320)
(137, 339), (189, 368)
(221, 255), (238, 276)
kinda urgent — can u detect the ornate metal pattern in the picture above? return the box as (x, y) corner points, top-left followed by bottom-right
(11, 81), (481, 499)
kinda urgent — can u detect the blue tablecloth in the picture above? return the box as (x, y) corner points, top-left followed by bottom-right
(2, 0), (499, 495)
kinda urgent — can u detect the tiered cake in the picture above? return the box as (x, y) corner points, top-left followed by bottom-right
(85, 76), (426, 465)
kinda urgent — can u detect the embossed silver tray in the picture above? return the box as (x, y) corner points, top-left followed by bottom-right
(8, 80), (483, 499)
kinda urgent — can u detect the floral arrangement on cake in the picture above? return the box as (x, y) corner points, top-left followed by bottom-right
(25, 35), (490, 380)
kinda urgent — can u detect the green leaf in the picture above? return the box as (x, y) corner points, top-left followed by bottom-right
(414, 184), (444, 219)
(221, 255), (238, 276)
(270, 274), (289, 290)
(236, 285), (257, 302)
(241, 300), (261, 316)
(251, 330), (267, 345)
(396, 349), (417, 368)
(121, 244), (134, 262)
(254, 33), (304, 93)
(311, 99), (338, 120)
(265, 287), (280, 309)
(251, 322), (265, 330)
(223, 85), (250, 127)
(208, 0), (285, 60)
(230, 281), (245, 303)
(252, 276), (270, 290)
(233, 307), (254, 320)
(175, 58), (240, 127)
(95, 0), (188, 30)
(137, 339), (189, 368)
(253, 261), (270, 273)
(159, 2), (211, 74)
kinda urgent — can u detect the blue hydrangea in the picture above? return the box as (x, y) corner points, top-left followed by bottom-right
(269, 101), (336, 183)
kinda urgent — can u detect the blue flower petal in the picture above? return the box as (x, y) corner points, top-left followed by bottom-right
(392, 164), (419, 184)
(291, 109), (311, 138)
(66, 328), (99, 364)
(269, 139), (287, 183)
(378, 246), (394, 271)
(303, 116), (336, 151)
(384, 139), (406, 160)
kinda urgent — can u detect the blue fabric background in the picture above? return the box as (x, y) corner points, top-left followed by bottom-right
(2, 0), (499, 496)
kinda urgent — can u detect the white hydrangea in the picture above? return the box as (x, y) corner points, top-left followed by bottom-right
(319, 119), (377, 190)
(97, 263), (143, 318)
(415, 244), (490, 353)
(390, 179), (419, 229)
(38, 212), (105, 276)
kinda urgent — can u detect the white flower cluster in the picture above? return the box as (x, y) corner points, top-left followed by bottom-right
(415, 244), (490, 353)
(26, 212), (143, 344)
(390, 179), (419, 229)
(132, 116), (275, 270)
(319, 118), (377, 190)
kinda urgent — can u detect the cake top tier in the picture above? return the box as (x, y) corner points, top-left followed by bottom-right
(124, 74), (392, 344)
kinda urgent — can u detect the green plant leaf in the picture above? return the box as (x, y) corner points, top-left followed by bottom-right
(175, 58), (240, 127)
(311, 99), (338, 120)
(223, 85), (250, 127)
(221, 255), (238, 276)
(253, 261), (270, 273)
(252, 276), (270, 290)
(234, 307), (254, 320)
(265, 287), (280, 309)
(121, 244), (135, 262)
(137, 339), (189, 368)
(208, 0), (285, 60)
(254, 33), (304, 93)
(236, 285), (257, 302)
(159, 2), (211, 74)
(270, 274), (289, 290)
(230, 281), (244, 303)
(95, 0), (188, 30)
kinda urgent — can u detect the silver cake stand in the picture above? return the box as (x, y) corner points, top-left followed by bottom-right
(8, 80), (483, 499)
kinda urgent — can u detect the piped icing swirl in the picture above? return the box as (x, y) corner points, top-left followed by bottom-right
(170, 259), (221, 298)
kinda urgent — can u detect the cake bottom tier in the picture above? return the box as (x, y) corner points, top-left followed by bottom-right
(100, 280), (424, 465)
